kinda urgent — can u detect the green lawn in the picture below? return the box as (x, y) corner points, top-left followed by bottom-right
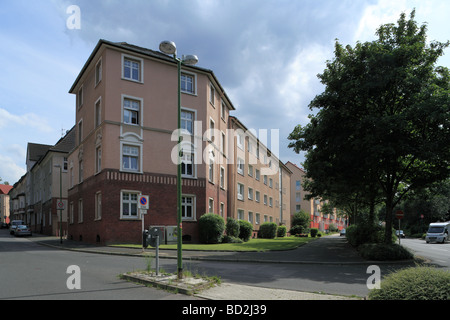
(112, 236), (317, 252)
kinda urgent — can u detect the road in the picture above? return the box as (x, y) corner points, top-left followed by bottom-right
(400, 238), (450, 269)
(0, 230), (200, 300)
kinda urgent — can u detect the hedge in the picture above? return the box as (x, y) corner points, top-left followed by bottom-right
(198, 213), (225, 244)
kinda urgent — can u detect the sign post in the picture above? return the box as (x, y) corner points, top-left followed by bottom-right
(139, 196), (149, 251)
(396, 210), (404, 245)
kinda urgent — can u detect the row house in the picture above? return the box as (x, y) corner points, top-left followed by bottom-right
(66, 40), (235, 244)
(228, 117), (292, 235)
(285, 161), (347, 232)
(9, 128), (75, 235)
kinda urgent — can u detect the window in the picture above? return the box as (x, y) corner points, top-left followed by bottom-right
(122, 145), (139, 172)
(123, 98), (140, 125)
(78, 199), (83, 223)
(264, 194), (268, 205)
(296, 192), (301, 202)
(263, 175), (268, 185)
(269, 178), (273, 188)
(255, 191), (260, 203)
(182, 195), (195, 220)
(209, 82), (215, 106)
(237, 183), (244, 201)
(95, 192), (102, 220)
(296, 180), (301, 190)
(78, 120), (83, 144)
(208, 198), (214, 213)
(269, 197), (273, 207)
(237, 158), (244, 175)
(69, 202), (74, 224)
(221, 100), (226, 120)
(95, 58), (102, 85)
(221, 132), (226, 155)
(63, 157), (68, 171)
(237, 132), (244, 150)
(248, 212), (253, 224)
(248, 187), (254, 201)
(181, 72), (195, 94)
(237, 209), (244, 220)
(181, 152), (195, 178)
(121, 191), (139, 219)
(209, 118), (215, 142)
(181, 110), (194, 134)
(220, 166), (225, 189)
(256, 213), (260, 225)
(95, 98), (101, 128)
(296, 204), (301, 211)
(208, 160), (214, 183)
(123, 56), (142, 82)
(248, 164), (253, 177)
(255, 169), (260, 181)
(96, 146), (102, 173)
(220, 203), (224, 217)
(78, 159), (83, 183)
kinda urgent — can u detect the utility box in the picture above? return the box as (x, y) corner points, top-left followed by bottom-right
(165, 226), (177, 244)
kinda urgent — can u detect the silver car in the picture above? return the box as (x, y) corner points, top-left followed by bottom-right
(14, 225), (32, 237)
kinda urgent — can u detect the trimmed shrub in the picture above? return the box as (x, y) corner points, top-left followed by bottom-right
(291, 210), (311, 230)
(310, 228), (318, 237)
(238, 220), (253, 242)
(225, 217), (240, 238)
(358, 243), (414, 261)
(198, 213), (225, 244)
(221, 235), (243, 243)
(277, 225), (287, 237)
(289, 225), (306, 236)
(369, 266), (450, 300)
(259, 222), (278, 239)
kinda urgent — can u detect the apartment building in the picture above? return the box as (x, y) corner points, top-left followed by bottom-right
(285, 161), (346, 231)
(66, 40), (235, 244)
(228, 117), (292, 235)
(9, 128), (75, 235)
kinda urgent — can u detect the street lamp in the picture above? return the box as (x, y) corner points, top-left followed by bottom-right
(159, 40), (198, 279)
(54, 164), (63, 244)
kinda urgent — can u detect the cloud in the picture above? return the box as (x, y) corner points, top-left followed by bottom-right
(0, 154), (26, 185)
(0, 108), (53, 133)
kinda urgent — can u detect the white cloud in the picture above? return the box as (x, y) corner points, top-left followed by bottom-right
(0, 154), (26, 185)
(0, 108), (53, 133)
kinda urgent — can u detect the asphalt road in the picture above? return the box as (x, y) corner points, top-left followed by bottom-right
(400, 238), (450, 269)
(0, 230), (199, 300)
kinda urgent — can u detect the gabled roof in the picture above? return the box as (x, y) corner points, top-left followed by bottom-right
(27, 143), (52, 162)
(0, 184), (13, 195)
(69, 39), (235, 110)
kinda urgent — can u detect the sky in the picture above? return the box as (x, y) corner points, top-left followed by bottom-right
(0, 0), (449, 185)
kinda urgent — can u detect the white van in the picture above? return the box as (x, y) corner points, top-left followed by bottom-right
(426, 222), (450, 243)
(9, 220), (25, 235)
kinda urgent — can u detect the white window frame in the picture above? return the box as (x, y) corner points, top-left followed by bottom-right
(95, 146), (102, 174)
(237, 183), (244, 201)
(209, 82), (215, 106)
(237, 209), (244, 221)
(208, 198), (214, 213)
(122, 54), (144, 83)
(181, 71), (197, 95)
(182, 195), (196, 221)
(95, 97), (102, 128)
(255, 190), (260, 203)
(122, 95), (142, 126)
(120, 190), (141, 220)
(237, 158), (244, 175)
(181, 108), (196, 135)
(220, 166), (225, 189)
(248, 187), (253, 201)
(95, 192), (102, 220)
(121, 142), (142, 173)
(95, 58), (102, 86)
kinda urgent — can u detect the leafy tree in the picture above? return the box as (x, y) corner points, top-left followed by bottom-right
(288, 10), (450, 244)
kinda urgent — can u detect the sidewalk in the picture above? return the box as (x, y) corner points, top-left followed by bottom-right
(28, 234), (368, 300)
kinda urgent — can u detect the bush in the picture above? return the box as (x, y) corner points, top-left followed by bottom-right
(345, 224), (384, 247)
(368, 266), (450, 300)
(198, 213), (225, 244)
(289, 225), (306, 236)
(259, 222), (278, 239)
(358, 243), (414, 261)
(225, 217), (240, 238)
(291, 210), (311, 230)
(221, 235), (243, 243)
(277, 225), (287, 237)
(238, 220), (253, 242)
(310, 228), (318, 237)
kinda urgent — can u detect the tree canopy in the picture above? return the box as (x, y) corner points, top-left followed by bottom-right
(288, 10), (450, 244)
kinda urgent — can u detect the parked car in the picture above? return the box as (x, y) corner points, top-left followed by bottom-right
(0, 222), (9, 229)
(14, 225), (32, 237)
(396, 230), (406, 238)
(9, 220), (25, 235)
(340, 229), (346, 236)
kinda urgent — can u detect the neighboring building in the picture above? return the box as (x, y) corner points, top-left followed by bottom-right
(9, 128), (75, 235)
(0, 184), (13, 224)
(285, 161), (346, 232)
(228, 117), (292, 236)
(66, 40), (235, 244)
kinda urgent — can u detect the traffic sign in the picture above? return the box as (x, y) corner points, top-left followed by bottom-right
(396, 210), (404, 219)
(138, 195), (149, 210)
(57, 201), (65, 210)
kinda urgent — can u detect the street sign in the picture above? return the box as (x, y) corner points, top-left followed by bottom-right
(138, 195), (149, 210)
(396, 210), (404, 219)
(57, 201), (65, 210)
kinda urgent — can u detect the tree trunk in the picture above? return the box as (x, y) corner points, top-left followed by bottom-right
(384, 195), (393, 244)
